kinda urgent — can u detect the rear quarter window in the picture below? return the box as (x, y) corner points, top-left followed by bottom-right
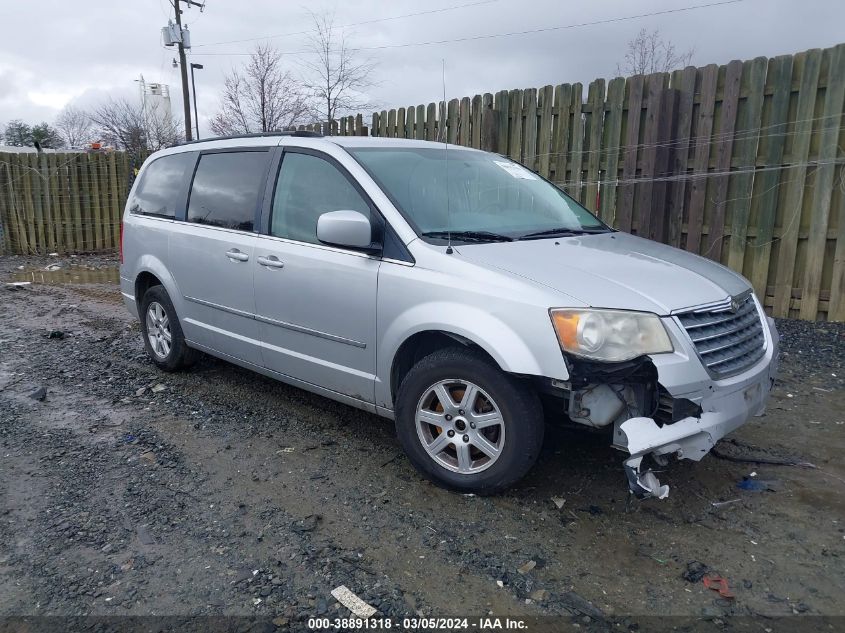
(130, 152), (195, 218)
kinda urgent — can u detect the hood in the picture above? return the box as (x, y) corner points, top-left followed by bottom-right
(455, 232), (750, 314)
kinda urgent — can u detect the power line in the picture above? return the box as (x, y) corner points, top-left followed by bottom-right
(192, 0), (498, 49)
(552, 159), (844, 190)
(192, 0), (745, 57)
(530, 112), (843, 162)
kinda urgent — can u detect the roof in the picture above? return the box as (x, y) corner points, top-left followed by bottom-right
(324, 136), (479, 151)
(164, 132), (481, 154)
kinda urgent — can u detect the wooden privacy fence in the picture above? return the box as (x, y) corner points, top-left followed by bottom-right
(1, 45), (843, 322)
(0, 151), (140, 255)
(323, 44), (845, 322)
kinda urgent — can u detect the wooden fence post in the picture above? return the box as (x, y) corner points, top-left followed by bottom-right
(508, 89), (523, 163)
(480, 93), (497, 153)
(726, 57), (768, 272)
(649, 87), (679, 243)
(459, 97), (471, 146)
(705, 59), (743, 262)
(685, 64), (719, 254)
(800, 43), (845, 320)
(598, 77), (626, 226)
(0, 156), (10, 254)
(494, 90), (509, 155)
(523, 88), (538, 173)
(616, 75), (644, 233)
(666, 66), (697, 248)
(773, 49), (822, 317)
(536, 85), (554, 179)
(471, 95), (483, 149)
(583, 79), (605, 212)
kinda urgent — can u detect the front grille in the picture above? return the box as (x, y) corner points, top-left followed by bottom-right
(677, 294), (766, 378)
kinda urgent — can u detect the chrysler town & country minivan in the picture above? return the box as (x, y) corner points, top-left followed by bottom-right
(120, 132), (779, 499)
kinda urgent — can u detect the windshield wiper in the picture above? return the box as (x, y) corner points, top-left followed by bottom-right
(421, 230), (514, 243)
(517, 227), (611, 240)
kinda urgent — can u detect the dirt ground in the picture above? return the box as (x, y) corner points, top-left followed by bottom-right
(1, 253), (844, 630)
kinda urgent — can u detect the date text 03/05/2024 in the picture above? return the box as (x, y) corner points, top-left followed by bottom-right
(307, 616), (529, 630)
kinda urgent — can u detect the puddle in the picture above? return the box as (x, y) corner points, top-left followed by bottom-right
(7, 266), (119, 285)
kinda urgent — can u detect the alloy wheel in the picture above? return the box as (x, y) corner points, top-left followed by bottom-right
(145, 301), (172, 359)
(415, 379), (506, 474)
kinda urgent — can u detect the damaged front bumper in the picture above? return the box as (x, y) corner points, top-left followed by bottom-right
(615, 312), (779, 499)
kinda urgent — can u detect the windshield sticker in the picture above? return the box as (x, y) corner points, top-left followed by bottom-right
(493, 160), (537, 180)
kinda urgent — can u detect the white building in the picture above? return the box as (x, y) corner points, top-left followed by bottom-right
(137, 75), (172, 121)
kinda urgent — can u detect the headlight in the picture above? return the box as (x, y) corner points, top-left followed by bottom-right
(550, 308), (673, 362)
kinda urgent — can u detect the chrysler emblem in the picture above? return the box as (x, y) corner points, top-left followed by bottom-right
(729, 297), (741, 312)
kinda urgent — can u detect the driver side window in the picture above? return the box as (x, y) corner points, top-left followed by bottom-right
(270, 152), (370, 244)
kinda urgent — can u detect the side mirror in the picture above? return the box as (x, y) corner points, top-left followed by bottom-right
(316, 210), (375, 250)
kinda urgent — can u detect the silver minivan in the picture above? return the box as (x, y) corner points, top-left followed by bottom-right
(120, 132), (779, 499)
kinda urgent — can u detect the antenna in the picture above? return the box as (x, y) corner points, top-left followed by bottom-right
(442, 59), (453, 255)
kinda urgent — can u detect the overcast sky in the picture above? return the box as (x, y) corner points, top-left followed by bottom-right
(0, 0), (843, 137)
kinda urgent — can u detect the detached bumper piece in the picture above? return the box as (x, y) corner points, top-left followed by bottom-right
(623, 455), (669, 500)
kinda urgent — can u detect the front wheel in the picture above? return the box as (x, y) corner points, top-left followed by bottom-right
(394, 347), (544, 494)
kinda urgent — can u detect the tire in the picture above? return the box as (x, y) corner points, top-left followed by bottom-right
(395, 347), (544, 494)
(138, 285), (197, 372)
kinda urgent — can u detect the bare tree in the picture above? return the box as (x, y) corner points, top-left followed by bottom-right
(616, 29), (694, 76)
(210, 44), (311, 136)
(300, 11), (376, 127)
(89, 98), (181, 153)
(55, 105), (94, 148)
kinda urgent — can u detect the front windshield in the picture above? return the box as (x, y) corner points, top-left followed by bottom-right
(347, 147), (608, 242)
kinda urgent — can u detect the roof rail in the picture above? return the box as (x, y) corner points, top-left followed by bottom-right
(175, 130), (323, 147)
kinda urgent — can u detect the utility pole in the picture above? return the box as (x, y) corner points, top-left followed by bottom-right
(173, 1), (193, 141)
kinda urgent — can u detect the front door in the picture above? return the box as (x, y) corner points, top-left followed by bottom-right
(253, 149), (380, 402)
(169, 148), (272, 365)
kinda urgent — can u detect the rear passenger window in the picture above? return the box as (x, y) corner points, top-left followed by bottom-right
(130, 152), (194, 218)
(270, 152), (370, 244)
(187, 151), (269, 231)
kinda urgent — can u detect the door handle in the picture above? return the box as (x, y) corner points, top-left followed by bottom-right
(257, 255), (285, 269)
(225, 248), (249, 262)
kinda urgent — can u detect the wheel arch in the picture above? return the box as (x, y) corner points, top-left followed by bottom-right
(389, 330), (502, 402)
(132, 255), (185, 317)
(135, 271), (162, 306)
(380, 302), (557, 409)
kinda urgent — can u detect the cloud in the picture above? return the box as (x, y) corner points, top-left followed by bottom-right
(27, 91), (74, 109)
(1, 0), (843, 127)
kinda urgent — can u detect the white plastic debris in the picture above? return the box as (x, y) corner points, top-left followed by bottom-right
(331, 585), (377, 618)
(517, 560), (536, 574)
(639, 471), (670, 500)
(551, 497), (566, 509)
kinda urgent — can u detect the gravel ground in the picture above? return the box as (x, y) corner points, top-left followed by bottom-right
(1, 253), (844, 630)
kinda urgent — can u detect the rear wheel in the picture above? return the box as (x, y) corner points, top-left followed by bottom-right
(395, 347), (544, 494)
(139, 285), (196, 371)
